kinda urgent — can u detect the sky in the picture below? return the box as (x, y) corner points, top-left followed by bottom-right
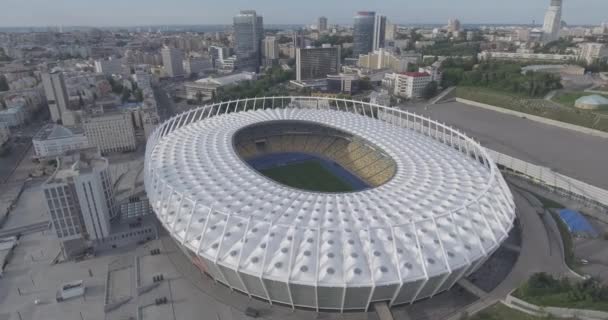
(0, 0), (606, 27)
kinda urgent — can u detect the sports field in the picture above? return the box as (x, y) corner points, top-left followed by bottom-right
(259, 160), (355, 192)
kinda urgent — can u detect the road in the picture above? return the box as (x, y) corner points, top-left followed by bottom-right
(444, 187), (570, 319)
(402, 101), (608, 190)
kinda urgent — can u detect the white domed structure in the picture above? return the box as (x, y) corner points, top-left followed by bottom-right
(575, 94), (608, 110)
(144, 97), (515, 311)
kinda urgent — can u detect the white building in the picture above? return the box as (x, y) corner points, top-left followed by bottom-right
(0, 106), (26, 127)
(543, 0), (562, 42)
(185, 72), (257, 101)
(392, 72), (432, 99)
(33, 124), (89, 160)
(478, 51), (577, 62)
(419, 65), (442, 82)
(579, 43), (608, 65)
(357, 49), (411, 73)
(43, 150), (116, 256)
(94, 58), (123, 75)
(161, 46), (185, 78)
(83, 111), (137, 154)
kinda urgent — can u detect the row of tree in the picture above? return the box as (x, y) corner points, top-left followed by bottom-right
(520, 272), (608, 304)
(442, 60), (563, 97)
(213, 67), (294, 101)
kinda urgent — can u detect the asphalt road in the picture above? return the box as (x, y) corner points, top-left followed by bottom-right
(402, 101), (608, 190)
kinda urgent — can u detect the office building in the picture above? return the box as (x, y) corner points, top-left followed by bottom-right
(233, 10), (264, 72)
(318, 16), (328, 32)
(357, 49), (411, 73)
(373, 15), (387, 52)
(543, 0), (562, 42)
(579, 43), (608, 64)
(94, 58), (123, 75)
(33, 124), (89, 160)
(392, 72), (432, 99)
(83, 111), (137, 154)
(43, 149), (116, 256)
(386, 22), (397, 41)
(161, 46), (185, 77)
(262, 36), (279, 66)
(353, 12), (376, 57)
(42, 71), (70, 124)
(296, 45), (341, 82)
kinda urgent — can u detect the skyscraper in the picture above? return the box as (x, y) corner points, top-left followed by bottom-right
(233, 10), (264, 72)
(296, 45), (341, 82)
(262, 36), (279, 66)
(42, 71), (70, 124)
(318, 16), (328, 32)
(373, 15), (387, 52)
(353, 11), (376, 57)
(161, 46), (185, 78)
(543, 0), (562, 42)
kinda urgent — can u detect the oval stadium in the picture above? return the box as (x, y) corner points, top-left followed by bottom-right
(144, 97), (516, 312)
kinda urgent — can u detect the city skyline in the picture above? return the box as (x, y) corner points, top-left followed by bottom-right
(1, 0), (607, 27)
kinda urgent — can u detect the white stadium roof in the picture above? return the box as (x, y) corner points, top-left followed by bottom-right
(145, 97), (515, 309)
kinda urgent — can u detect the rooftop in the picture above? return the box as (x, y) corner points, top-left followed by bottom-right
(402, 71), (431, 78)
(33, 124), (83, 141)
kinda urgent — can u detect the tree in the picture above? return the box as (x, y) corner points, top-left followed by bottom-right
(121, 87), (131, 102)
(422, 81), (438, 99)
(359, 77), (373, 91)
(134, 89), (144, 102)
(0, 75), (9, 92)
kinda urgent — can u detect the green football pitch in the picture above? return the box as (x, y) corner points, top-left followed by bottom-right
(259, 160), (354, 192)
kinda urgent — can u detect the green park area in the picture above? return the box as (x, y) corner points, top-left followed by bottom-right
(259, 160), (354, 193)
(514, 273), (608, 312)
(466, 303), (565, 320)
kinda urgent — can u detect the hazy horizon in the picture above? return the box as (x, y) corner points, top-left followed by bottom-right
(0, 0), (606, 28)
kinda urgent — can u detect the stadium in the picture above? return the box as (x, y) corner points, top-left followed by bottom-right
(144, 96), (516, 312)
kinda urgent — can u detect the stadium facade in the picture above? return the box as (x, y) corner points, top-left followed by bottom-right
(144, 97), (516, 311)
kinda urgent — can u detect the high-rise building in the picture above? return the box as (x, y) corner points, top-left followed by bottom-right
(353, 11), (376, 57)
(318, 16), (328, 32)
(233, 10), (264, 72)
(161, 46), (185, 77)
(447, 18), (462, 33)
(42, 71), (70, 124)
(43, 149), (116, 256)
(262, 36), (279, 65)
(296, 45), (341, 82)
(385, 22), (397, 41)
(543, 0), (562, 42)
(373, 15), (387, 52)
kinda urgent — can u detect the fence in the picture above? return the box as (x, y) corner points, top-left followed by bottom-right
(489, 150), (608, 210)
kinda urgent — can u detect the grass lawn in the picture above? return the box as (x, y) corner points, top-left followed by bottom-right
(552, 91), (608, 108)
(455, 86), (608, 132)
(259, 160), (354, 192)
(469, 303), (558, 320)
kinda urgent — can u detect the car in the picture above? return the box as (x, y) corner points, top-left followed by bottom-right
(580, 259), (589, 265)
